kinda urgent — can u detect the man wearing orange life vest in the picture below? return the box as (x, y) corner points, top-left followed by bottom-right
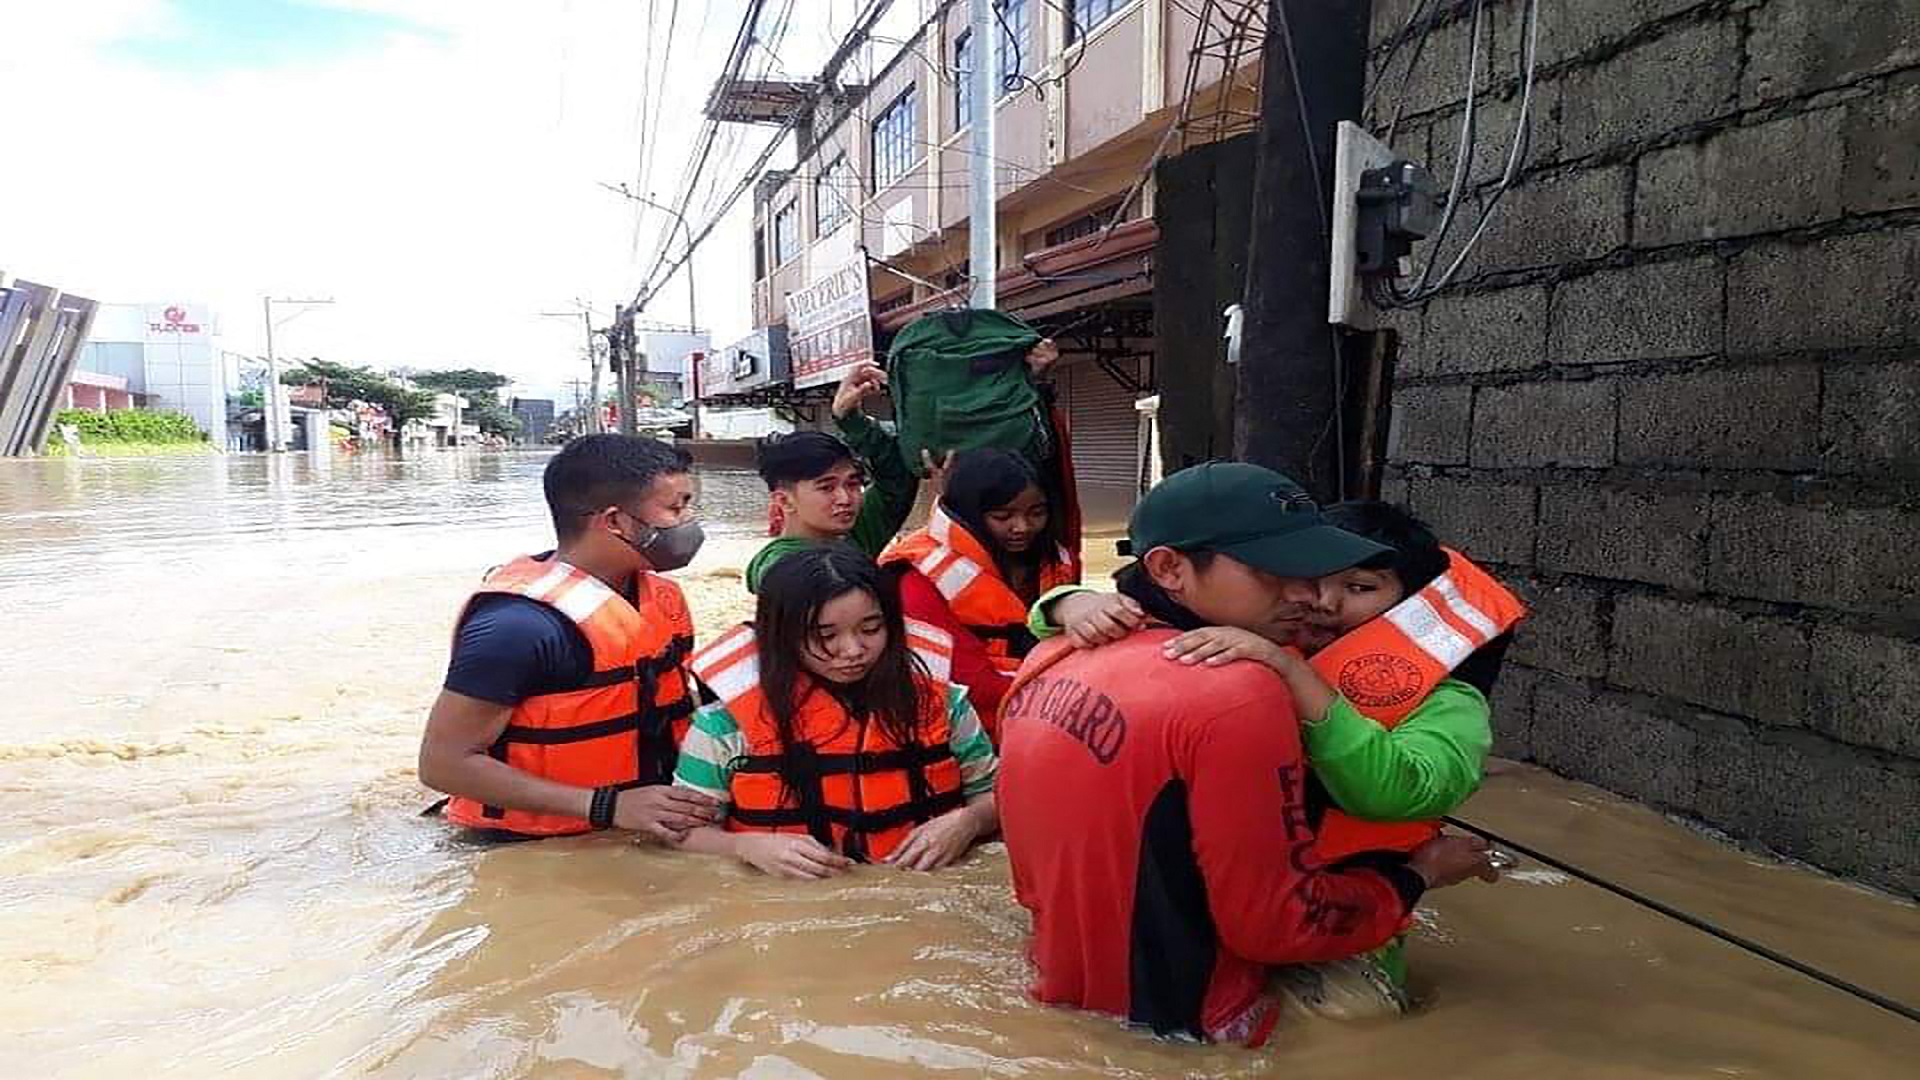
(418, 435), (722, 842)
(880, 449), (1080, 738)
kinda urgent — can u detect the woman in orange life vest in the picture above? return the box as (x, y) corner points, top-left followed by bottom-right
(879, 449), (1080, 739)
(671, 544), (1001, 879)
(1158, 500), (1524, 859)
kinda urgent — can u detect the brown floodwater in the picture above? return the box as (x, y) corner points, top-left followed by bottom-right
(3, 450), (1917, 1078)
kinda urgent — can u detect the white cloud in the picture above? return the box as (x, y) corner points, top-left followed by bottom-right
(0, 0), (831, 403)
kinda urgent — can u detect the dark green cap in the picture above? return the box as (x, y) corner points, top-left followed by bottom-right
(1127, 462), (1392, 578)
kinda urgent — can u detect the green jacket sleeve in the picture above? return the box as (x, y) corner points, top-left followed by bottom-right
(1304, 678), (1492, 822)
(838, 410), (920, 556)
(1027, 584), (1097, 639)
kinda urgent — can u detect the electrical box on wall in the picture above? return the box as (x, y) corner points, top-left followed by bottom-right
(1328, 121), (1436, 330)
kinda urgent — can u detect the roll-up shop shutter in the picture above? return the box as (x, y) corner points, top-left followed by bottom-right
(1063, 358), (1141, 490)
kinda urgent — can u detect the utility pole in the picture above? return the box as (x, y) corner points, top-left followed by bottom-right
(583, 312), (603, 435)
(1233, 0), (1369, 499)
(566, 378), (587, 428)
(540, 309), (602, 434)
(261, 296), (334, 452)
(612, 306), (638, 436)
(599, 183), (698, 331)
(262, 297), (281, 452)
(967, 0), (997, 308)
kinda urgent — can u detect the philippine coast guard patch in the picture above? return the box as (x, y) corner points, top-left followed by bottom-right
(1339, 654), (1424, 708)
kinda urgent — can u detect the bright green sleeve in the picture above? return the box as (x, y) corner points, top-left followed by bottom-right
(838, 411), (920, 556)
(946, 685), (999, 796)
(1027, 584), (1098, 639)
(673, 702), (747, 807)
(746, 538), (813, 593)
(1305, 677), (1492, 822)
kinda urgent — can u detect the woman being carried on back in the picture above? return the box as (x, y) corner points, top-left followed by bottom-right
(879, 449), (1081, 741)
(672, 544), (1000, 879)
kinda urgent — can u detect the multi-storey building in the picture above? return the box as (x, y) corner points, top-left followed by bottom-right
(712, 0), (1263, 499)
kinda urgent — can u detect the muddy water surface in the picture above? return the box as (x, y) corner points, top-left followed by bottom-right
(3, 451), (1917, 1078)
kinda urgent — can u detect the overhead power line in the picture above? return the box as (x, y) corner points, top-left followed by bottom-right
(627, 0), (912, 314)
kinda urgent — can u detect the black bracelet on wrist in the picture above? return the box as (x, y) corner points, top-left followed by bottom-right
(588, 785), (620, 830)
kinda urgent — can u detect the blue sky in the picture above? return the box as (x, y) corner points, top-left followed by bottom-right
(109, 0), (440, 72)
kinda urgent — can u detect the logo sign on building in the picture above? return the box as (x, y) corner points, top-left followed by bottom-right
(787, 259), (873, 390)
(730, 349), (759, 381)
(145, 304), (207, 337)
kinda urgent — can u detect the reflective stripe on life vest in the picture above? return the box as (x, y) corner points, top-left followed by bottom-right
(444, 554), (697, 838)
(879, 505), (1080, 677)
(1310, 549), (1526, 861)
(689, 619), (965, 862)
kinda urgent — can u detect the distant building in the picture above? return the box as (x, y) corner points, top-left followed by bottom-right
(66, 370), (135, 412)
(402, 390), (468, 449)
(74, 302), (227, 447)
(511, 397), (555, 443)
(639, 331), (711, 405)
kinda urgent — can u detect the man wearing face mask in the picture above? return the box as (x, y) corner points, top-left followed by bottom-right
(419, 434), (723, 843)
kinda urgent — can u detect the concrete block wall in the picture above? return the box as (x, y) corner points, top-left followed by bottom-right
(1370, 0), (1920, 896)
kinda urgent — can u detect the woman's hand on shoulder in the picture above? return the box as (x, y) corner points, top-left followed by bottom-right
(883, 807), (985, 872)
(1163, 626), (1293, 671)
(1054, 592), (1147, 649)
(736, 834), (855, 879)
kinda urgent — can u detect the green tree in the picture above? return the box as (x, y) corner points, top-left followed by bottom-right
(410, 368), (511, 398)
(414, 368), (520, 438)
(283, 359), (436, 451)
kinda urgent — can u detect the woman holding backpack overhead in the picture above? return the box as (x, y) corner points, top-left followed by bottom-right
(879, 449), (1081, 741)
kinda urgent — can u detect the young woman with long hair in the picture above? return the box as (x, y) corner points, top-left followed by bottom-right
(672, 544), (999, 878)
(879, 449), (1080, 738)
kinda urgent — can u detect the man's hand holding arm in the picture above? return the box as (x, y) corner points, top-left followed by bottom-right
(418, 689), (718, 843)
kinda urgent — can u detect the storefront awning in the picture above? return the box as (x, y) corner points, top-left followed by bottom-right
(876, 219), (1158, 333)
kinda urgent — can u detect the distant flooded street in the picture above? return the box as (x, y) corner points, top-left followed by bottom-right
(3, 451), (1917, 1078)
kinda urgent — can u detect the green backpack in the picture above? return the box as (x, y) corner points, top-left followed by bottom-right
(886, 308), (1051, 476)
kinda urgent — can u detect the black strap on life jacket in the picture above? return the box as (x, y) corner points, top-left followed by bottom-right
(726, 742), (964, 857)
(963, 621), (1041, 659)
(479, 671), (697, 820)
(575, 634), (695, 688)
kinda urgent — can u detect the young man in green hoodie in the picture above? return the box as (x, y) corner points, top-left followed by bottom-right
(743, 363), (919, 592)
(745, 339), (1059, 591)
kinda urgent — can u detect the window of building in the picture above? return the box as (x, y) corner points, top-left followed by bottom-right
(1043, 200), (1131, 248)
(955, 2), (1028, 131)
(773, 201), (799, 266)
(875, 290), (916, 313)
(1000, 0), (1029, 83)
(872, 88), (918, 190)
(815, 155), (852, 237)
(1067, 0), (1127, 44)
(955, 30), (975, 131)
(753, 225), (767, 279)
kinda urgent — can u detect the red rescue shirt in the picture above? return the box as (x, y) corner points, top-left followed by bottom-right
(997, 630), (1425, 1041)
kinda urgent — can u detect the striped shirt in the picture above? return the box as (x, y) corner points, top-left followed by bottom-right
(674, 684), (999, 808)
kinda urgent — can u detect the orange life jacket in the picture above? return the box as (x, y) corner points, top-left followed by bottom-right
(445, 554), (697, 837)
(1309, 549), (1526, 861)
(689, 619), (967, 862)
(879, 504), (1080, 676)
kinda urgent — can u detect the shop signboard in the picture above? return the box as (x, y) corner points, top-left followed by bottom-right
(787, 259), (871, 390)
